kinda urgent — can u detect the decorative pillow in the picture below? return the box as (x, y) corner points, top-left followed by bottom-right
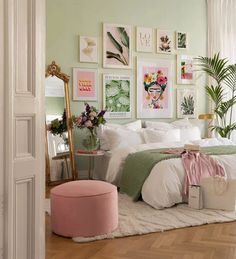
(171, 118), (193, 128)
(145, 121), (175, 130)
(103, 128), (144, 150)
(123, 120), (142, 131)
(171, 118), (201, 141)
(98, 120), (142, 150)
(179, 126), (201, 141)
(143, 128), (181, 143)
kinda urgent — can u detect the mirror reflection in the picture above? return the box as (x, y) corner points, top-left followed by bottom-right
(45, 62), (75, 184)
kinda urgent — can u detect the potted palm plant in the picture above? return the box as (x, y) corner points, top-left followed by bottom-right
(196, 53), (236, 139)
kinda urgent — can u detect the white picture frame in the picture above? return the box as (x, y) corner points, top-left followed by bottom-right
(136, 27), (153, 53)
(177, 55), (195, 85)
(137, 57), (173, 118)
(103, 23), (132, 69)
(79, 36), (98, 63)
(156, 29), (174, 54)
(73, 68), (98, 101)
(177, 88), (197, 118)
(103, 74), (132, 119)
(176, 31), (188, 50)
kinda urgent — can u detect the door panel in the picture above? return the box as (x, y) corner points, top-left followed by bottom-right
(4, 0), (45, 258)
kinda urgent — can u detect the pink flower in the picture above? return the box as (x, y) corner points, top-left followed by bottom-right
(85, 120), (93, 128)
(157, 76), (167, 85)
(89, 111), (97, 117)
(89, 111), (97, 121)
(76, 116), (82, 125)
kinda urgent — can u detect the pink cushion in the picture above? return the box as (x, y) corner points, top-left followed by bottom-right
(50, 180), (118, 237)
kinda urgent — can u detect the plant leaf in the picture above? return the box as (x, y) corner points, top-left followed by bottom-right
(106, 51), (126, 65)
(205, 85), (225, 108)
(224, 64), (236, 92)
(117, 27), (129, 48)
(195, 53), (229, 85)
(107, 32), (123, 54)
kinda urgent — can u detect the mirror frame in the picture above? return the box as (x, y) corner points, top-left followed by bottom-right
(45, 61), (77, 185)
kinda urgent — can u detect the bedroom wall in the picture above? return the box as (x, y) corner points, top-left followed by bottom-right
(46, 0), (207, 176)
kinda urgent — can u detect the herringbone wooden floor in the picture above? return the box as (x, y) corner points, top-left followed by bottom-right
(46, 209), (236, 259)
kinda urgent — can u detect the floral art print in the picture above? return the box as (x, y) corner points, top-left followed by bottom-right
(137, 58), (173, 118)
(103, 23), (132, 68)
(103, 74), (131, 118)
(157, 30), (174, 54)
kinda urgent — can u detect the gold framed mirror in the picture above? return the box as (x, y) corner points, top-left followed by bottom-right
(45, 61), (76, 185)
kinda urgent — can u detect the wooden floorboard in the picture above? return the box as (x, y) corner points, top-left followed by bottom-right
(46, 187), (236, 259)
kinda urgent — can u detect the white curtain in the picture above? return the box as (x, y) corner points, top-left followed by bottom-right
(207, 0), (236, 142)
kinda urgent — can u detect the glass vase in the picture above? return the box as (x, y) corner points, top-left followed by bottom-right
(83, 128), (99, 151)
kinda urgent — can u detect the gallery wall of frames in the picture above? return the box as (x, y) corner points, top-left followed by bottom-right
(46, 0), (207, 122)
(74, 26), (197, 119)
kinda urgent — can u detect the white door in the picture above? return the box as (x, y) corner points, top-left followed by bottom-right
(3, 0), (45, 258)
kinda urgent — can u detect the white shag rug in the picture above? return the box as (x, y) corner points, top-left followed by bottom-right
(45, 194), (236, 243)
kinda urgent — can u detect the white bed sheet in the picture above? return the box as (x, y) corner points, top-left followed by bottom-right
(105, 138), (236, 209)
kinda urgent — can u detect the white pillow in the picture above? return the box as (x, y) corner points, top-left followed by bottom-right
(103, 128), (144, 150)
(171, 118), (193, 128)
(98, 120), (142, 150)
(123, 120), (142, 131)
(179, 127), (201, 141)
(171, 118), (201, 141)
(143, 128), (181, 143)
(145, 121), (174, 130)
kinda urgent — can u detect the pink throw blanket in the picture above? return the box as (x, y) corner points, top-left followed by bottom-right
(181, 151), (225, 194)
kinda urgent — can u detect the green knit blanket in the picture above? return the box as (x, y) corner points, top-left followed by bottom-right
(119, 145), (236, 201)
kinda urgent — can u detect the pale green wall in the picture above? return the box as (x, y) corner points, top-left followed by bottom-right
(46, 0), (207, 119)
(46, 0), (207, 173)
(45, 97), (65, 115)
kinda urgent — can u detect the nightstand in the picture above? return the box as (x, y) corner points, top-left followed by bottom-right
(75, 150), (105, 179)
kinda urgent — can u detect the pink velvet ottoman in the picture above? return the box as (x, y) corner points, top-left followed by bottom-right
(50, 180), (118, 237)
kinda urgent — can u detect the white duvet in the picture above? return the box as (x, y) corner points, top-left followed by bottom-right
(106, 138), (236, 209)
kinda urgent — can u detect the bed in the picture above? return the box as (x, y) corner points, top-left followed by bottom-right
(99, 120), (236, 209)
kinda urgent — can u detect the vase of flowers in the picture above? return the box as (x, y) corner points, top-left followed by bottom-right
(74, 103), (106, 151)
(47, 109), (69, 150)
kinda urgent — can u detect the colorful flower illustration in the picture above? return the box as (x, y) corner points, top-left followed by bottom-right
(143, 70), (168, 109)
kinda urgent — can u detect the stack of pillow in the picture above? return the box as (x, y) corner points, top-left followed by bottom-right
(98, 119), (201, 151)
(98, 120), (144, 151)
(144, 119), (201, 144)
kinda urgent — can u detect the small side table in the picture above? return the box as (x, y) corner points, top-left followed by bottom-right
(52, 151), (70, 179)
(76, 150), (105, 179)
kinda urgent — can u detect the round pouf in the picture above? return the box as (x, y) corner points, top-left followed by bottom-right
(50, 180), (118, 238)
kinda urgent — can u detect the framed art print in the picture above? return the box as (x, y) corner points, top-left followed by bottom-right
(177, 55), (195, 84)
(136, 27), (153, 52)
(103, 74), (132, 118)
(176, 31), (188, 50)
(137, 58), (173, 118)
(79, 36), (98, 63)
(103, 23), (132, 69)
(177, 88), (197, 118)
(73, 68), (97, 101)
(157, 30), (174, 54)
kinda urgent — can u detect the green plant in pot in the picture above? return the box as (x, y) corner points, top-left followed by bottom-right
(196, 53), (236, 138)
